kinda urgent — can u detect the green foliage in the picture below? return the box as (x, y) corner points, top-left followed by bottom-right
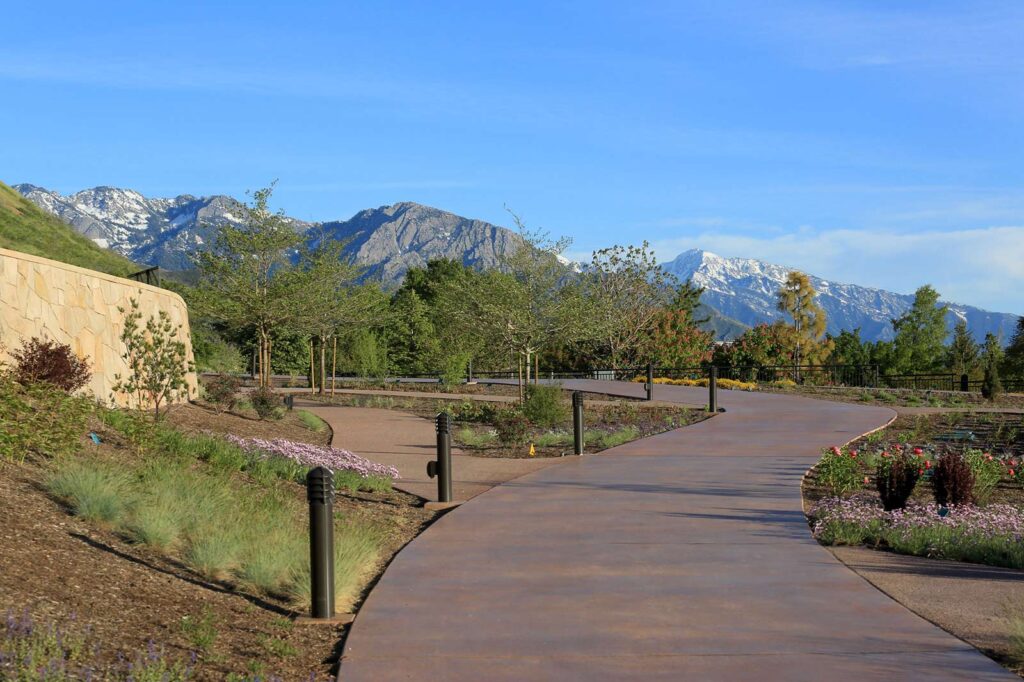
(522, 383), (568, 428)
(593, 426), (641, 449)
(249, 385), (280, 420)
(47, 461), (132, 524)
(965, 449), (1003, 505)
(1004, 317), (1024, 379)
(112, 297), (194, 419)
(11, 337), (92, 393)
(815, 446), (862, 495)
(946, 320), (980, 377)
(296, 409), (326, 432)
(776, 270), (831, 366)
(494, 410), (531, 445)
(650, 282), (715, 368)
(344, 329), (389, 379)
(0, 378), (92, 463)
(191, 326), (245, 373)
(456, 426), (498, 447)
(829, 329), (871, 367)
(891, 285), (948, 373)
(981, 332), (1003, 401)
(179, 607), (218, 652)
(714, 322), (792, 371)
(203, 373), (241, 413)
(0, 180), (138, 276)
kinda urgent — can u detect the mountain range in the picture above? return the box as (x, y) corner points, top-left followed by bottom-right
(12, 183), (1020, 343)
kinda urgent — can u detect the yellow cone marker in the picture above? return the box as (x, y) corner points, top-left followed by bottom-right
(529, 443), (536, 457)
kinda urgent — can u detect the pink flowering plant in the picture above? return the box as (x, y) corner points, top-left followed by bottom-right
(228, 436), (400, 492)
(809, 495), (1024, 569)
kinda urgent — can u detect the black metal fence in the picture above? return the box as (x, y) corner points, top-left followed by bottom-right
(127, 265), (161, 287)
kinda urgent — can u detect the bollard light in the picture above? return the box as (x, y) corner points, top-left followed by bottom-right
(572, 391), (584, 455)
(427, 412), (453, 503)
(708, 366), (718, 413)
(646, 363), (654, 401)
(306, 467), (335, 619)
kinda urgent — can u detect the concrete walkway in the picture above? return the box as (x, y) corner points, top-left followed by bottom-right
(297, 401), (561, 502)
(339, 380), (1014, 680)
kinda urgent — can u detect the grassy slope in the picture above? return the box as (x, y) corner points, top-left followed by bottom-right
(0, 180), (138, 277)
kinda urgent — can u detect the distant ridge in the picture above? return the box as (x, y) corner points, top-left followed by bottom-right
(0, 181), (137, 277)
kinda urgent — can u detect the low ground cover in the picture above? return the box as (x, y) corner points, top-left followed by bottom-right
(1, 377), (432, 680)
(767, 383), (1024, 409)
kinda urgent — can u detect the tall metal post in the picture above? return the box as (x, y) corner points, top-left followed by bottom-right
(283, 394), (294, 411)
(708, 366), (718, 413)
(646, 363), (654, 401)
(960, 374), (969, 392)
(427, 412), (453, 502)
(572, 391), (584, 455)
(306, 467), (335, 619)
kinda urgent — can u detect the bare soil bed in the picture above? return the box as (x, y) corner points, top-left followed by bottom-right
(0, 404), (435, 680)
(765, 383), (1024, 410)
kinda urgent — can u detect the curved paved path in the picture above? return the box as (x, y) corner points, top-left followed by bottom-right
(341, 381), (1014, 680)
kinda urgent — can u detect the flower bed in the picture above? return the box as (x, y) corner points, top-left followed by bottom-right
(228, 436), (400, 481)
(809, 495), (1024, 569)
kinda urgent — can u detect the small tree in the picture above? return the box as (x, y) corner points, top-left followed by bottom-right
(980, 333), (1003, 401)
(945, 320), (980, 378)
(776, 271), (830, 377)
(891, 285), (948, 373)
(1003, 317), (1024, 380)
(113, 298), (194, 420)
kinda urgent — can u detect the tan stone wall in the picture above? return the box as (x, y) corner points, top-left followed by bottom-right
(0, 248), (198, 406)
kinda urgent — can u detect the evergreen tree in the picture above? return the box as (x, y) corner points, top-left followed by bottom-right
(1003, 317), (1024, 379)
(829, 329), (871, 367)
(776, 271), (830, 369)
(891, 285), (948, 373)
(945, 320), (980, 378)
(981, 333), (1004, 401)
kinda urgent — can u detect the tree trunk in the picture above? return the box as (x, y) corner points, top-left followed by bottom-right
(535, 353), (540, 385)
(525, 350), (532, 385)
(518, 353), (524, 404)
(331, 336), (337, 397)
(309, 339), (316, 395)
(318, 334), (327, 395)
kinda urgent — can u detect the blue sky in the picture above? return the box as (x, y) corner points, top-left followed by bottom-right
(3, 1), (1023, 314)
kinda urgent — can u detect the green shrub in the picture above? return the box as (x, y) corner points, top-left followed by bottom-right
(250, 386), (280, 420)
(965, 449), (1003, 505)
(596, 426), (640, 449)
(47, 461), (132, 524)
(815, 446), (862, 495)
(0, 379), (93, 463)
(99, 407), (157, 456)
(522, 384), (568, 428)
(494, 410), (531, 445)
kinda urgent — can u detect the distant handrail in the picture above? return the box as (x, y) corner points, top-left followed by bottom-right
(127, 265), (161, 287)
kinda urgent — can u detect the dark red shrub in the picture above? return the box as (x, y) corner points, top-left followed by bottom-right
(875, 451), (920, 511)
(932, 452), (976, 507)
(203, 373), (241, 413)
(494, 410), (531, 445)
(11, 337), (91, 393)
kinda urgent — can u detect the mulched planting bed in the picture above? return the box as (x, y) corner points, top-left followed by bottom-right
(766, 383), (1024, 409)
(311, 393), (708, 458)
(1, 404), (435, 681)
(803, 411), (1024, 508)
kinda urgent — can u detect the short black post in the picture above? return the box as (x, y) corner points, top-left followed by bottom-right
(572, 391), (584, 455)
(645, 363), (654, 401)
(708, 366), (718, 413)
(427, 412), (453, 502)
(306, 467), (335, 619)
(960, 373), (969, 392)
(283, 394), (294, 411)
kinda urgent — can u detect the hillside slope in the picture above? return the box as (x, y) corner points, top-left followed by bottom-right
(0, 181), (137, 276)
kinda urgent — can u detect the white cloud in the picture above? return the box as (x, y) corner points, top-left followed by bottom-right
(650, 225), (1024, 315)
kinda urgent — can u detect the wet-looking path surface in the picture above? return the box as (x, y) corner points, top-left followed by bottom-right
(340, 381), (1014, 680)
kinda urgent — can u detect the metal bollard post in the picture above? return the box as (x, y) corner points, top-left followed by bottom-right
(646, 363), (654, 401)
(426, 412), (453, 502)
(960, 374), (969, 392)
(283, 394), (294, 411)
(572, 391), (584, 455)
(708, 366), (718, 413)
(306, 467), (335, 619)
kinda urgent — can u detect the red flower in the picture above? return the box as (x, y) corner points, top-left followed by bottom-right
(924, 461), (931, 469)
(913, 447), (923, 455)
(1011, 469), (1016, 476)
